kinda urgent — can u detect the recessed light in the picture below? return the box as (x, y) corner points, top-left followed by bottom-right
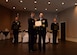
(13, 6), (16, 9)
(62, 2), (65, 5)
(56, 8), (58, 11)
(48, 1), (51, 5)
(34, 0), (37, 4)
(75, 3), (77, 6)
(20, 0), (23, 3)
(24, 7), (27, 10)
(35, 7), (37, 10)
(45, 8), (48, 10)
(6, 0), (9, 2)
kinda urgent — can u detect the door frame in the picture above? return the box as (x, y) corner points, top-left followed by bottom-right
(59, 21), (67, 40)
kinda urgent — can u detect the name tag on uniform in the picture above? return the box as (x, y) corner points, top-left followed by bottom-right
(35, 21), (42, 27)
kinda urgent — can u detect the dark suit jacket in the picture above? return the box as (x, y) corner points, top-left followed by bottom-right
(51, 23), (59, 31)
(37, 18), (48, 32)
(28, 18), (35, 34)
(11, 21), (21, 30)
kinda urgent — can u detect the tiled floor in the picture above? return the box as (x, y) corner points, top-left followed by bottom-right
(0, 40), (77, 55)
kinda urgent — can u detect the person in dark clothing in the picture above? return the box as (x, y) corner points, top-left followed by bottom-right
(51, 18), (59, 44)
(28, 12), (37, 52)
(11, 17), (21, 43)
(37, 13), (48, 52)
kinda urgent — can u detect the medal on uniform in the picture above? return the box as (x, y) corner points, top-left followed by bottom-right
(32, 20), (34, 22)
(17, 22), (19, 25)
(42, 24), (45, 27)
(42, 20), (45, 23)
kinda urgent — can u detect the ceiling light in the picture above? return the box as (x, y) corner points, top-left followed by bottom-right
(13, 6), (16, 9)
(56, 8), (58, 11)
(62, 2), (65, 5)
(6, 0), (9, 2)
(75, 3), (77, 6)
(35, 7), (37, 10)
(45, 8), (48, 10)
(24, 7), (27, 10)
(48, 1), (51, 5)
(34, 0), (37, 4)
(20, 0), (23, 3)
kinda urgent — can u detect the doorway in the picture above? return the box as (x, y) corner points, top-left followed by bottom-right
(61, 22), (66, 41)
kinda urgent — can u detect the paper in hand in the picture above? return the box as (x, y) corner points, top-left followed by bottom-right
(35, 21), (42, 27)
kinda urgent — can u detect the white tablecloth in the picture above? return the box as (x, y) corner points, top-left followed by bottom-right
(18, 32), (23, 42)
(49, 33), (58, 43)
(22, 32), (29, 43)
(36, 32), (58, 43)
(22, 32), (49, 43)
(36, 34), (49, 43)
(0, 32), (10, 40)
(18, 32), (59, 43)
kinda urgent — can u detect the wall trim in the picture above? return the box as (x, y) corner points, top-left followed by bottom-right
(66, 37), (77, 42)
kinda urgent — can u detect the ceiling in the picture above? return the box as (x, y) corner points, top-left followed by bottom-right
(0, 0), (77, 12)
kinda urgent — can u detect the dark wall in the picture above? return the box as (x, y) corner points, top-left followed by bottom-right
(0, 5), (57, 31)
(0, 5), (12, 31)
(13, 12), (56, 30)
(58, 6), (77, 38)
